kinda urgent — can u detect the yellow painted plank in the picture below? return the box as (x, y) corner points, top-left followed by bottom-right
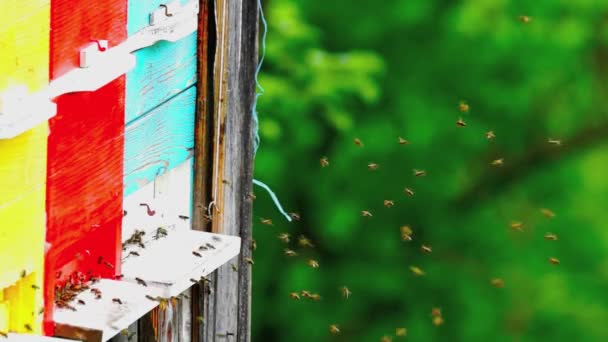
(0, 0), (49, 334)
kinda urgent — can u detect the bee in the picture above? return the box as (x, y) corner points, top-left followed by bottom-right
(78, 299), (86, 305)
(139, 203), (156, 216)
(298, 235), (315, 248)
(354, 138), (364, 147)
(549, 257), (560, 265)
(395, 327), (407, 337)
(491, 158), (504, 167)
(245, 257), (254, 265)
(284, 249), (298, 257)
(136, 277), (148, 287)
(490, 278), (505, 288)
(518, 15), (532, 24)
(384, 200), (394, 208)
(196, 316), (204, 323)
(199, 245), (209, 251)
(190, 278), (199, 283)
(485, 131), (496, 140)
(247, 192), (257, 201)
(120, 329), (129, 336)
(432, 316), (444, 326)
(0, 331), (7, 338)
(192, 251), (203, 257)
(431, 307), (442, 317)
(112, 298), (123, 304)
(103, 261), (114, 269)
(308, 259), (319, 268)
(421, 245), (432, 253)
(404, 187), (415, 197)
(540, 208), (556, 218)
(156, 227), (168, 237)
(544, 232), (558, 241)
(410, 266), (425, 276)
(289, 212), (301, 221)
(310, 293), (321, 301)
(250, 239), (257, 251)
(278, 233), (290, 243)
(231, 263), (238, 272)
(289, 292), (300, 300)
(381, 336), (393, 342)
(206, 243), (216, 250)
(95, 293), (102, 300)
(341, 286), (351, 299)
(401, 226), (413, 241)
(361, 210), (373, 217)
(413, 169), (426, 177)
(260, 218), (273, 226)
(456, 117), (467, 127)
(145, 295), (159, 301)
(329, 324), (340, 335)
(129, 251), (140, 257)
(38, 307), (44, 315)
(547, 138), (561, 146)
(21, 270), (26, 278)
(24, 324), (32, 332)
(320, 157), (330, 167)
(458, 101), (469, 113)
(123, 210), (128, 217)
(200, 276), (212, 284)
(300, 290), (312, 298)
(212, 235), (222, 242)
(368, 163), (380, 170)
(398, 137), (410, 145)
(178, 215), (190, 220)
(222, 179), (230, 185)
(31, 284), (40, 290)
(510, 221), (524, 232)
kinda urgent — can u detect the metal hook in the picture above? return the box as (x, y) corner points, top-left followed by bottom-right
(160, 4), (173, 17)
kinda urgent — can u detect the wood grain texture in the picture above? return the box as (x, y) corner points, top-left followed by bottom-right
(199, 0), (257, 341)
(0, 0), (49, 334)
(45, 0), (127, 334)
(123, 86), (196, 197)
(126, 0), (197, 124)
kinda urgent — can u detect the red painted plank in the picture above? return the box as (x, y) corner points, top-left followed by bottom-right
(45, 0), (127, 335)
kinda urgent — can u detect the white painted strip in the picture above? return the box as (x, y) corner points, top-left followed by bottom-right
(3, 334), (74, 342)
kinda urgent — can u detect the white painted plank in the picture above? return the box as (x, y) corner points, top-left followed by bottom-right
(53, 279), (160, 342)
(3, 334), (74, 342)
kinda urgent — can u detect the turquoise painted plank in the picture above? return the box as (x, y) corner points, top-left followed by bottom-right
(123, 86), (196, 196)
(125, 0), (197, 124)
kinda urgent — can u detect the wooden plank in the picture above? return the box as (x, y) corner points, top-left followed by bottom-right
(125, 0), (197, 124)
(0, 0), (49, 334)
(45, 0), (127, 334)
(199, 0), (258, 340)
(123, 86), (196, 197)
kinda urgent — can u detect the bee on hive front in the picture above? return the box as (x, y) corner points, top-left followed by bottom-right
(329, 324), (340, 335)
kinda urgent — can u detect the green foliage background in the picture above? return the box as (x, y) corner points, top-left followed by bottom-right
(251, 0), (608, 341)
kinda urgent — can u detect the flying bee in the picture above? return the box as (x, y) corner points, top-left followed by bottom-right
(320, 157), (330, 168)
(308, 259), (319, 268)
(300, 290), (312, 298)
(192, 251), (203, 257)
(329, 324), (340, 335)
(431, 308), (442, 317)
(518, 15), (532, 23)
(289, 292), (300, 300)
(547, 138), (561, 146)
(135, 278), (147, 287)
(401, 226), (413, 241)
(361, 210), (373, 217)
(354, 138), (364, 147)
(341, 286), (351, 299)
(413, 169), (426, 177)
(278, 233), (290, 243)
(432, 316), (444, 326)
(24, 324), (32, 332)
(491, 158), (504, 167)
(396, 327), (407, 337)
(112, 298), (123, 304)
(298, 235), (315, 248)
(404, 187), (415, 197)
(310, 293), (321, 301)
(398, 137), (410, 145)
(544, 232), (558, 241)
(458, 101), (469, 113)
(31, 284), (40, 290)
(490, 278), (505, 288)
(549, 257), (560, 265)
(384, 200), (394, 208)
(289, 212), (301, 221)
(410, 266), (425, 276)
(260, 218), (273, 226)
(456, 117), (467, 127)
(284, 249), (298, 257)
(245, 257), (254, 265)
(381, 336), (393, 342)
(421, 245), (432, 253)
(485, 131), (496, 140)
(510, 221), (524, 232)
(368, 163), (380, 170)
(540, 208), (556, 218)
